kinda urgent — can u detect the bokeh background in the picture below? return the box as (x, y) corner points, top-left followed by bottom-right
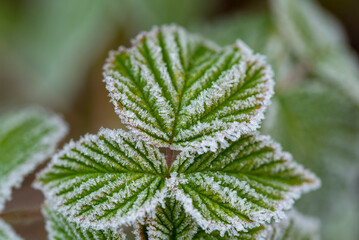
(1, 0), (359, 239)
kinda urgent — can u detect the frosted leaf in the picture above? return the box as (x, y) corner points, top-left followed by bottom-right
(170, 134), (320, 236)
(35, 128), (169, 230)
(0, 218), (23, 240)
(271, 0), (359, 105)
(104, 25), (274, 152)
(262, 81), (359, 240)
(134, 197), (198, 240)
(265, 210), (320, 240)
(43, 204), (126, 240)
(0, 108), (67, 212)
(193, 210), (320, 240)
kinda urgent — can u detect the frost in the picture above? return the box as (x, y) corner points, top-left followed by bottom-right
(0, 218), (23, 240)
(34, 23), (322, 238)
(192, 210), (320, 240)
(265, 210), (320, 240)
(135, 197), (198, 240)
(103, 24), (274, 152)
(34, 128), (169, 230)
(170, 133), (320, 236)
(0, 108), (67, 212)
(43, 204), (126, 240)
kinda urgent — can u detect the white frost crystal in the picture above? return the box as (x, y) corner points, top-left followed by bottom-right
(104, 25), (274, 152)
(36, 24), (320, 239)
(37, 129), (319, 236)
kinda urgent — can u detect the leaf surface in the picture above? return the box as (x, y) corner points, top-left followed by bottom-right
(35, 128), (168, 229)
(262, 81), (359, 240)
(104, 25), (274, 152)
(0, 108), (67, 211)
(170, 134), (320, 235)
(43, 205), (125, 240)
(135, 198), (198, 240)
(193, 210), (319, 240)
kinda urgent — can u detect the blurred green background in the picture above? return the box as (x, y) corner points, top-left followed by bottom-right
(1, 0), (359, 239)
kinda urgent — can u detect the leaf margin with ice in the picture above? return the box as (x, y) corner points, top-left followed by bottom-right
(169, 133), (320, 236)
(103, 24), (274, 153)
(43, 204), (126, 240)
(34, 128), (169, 230)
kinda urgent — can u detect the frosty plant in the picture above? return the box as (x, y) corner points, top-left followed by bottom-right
(30, 25), (321, 239)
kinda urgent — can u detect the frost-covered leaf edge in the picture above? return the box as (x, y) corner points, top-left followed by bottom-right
(103, 24), (275, 153)
(42, 203), (126, 240)
(168, 133), (321, 236)
(134, 197), (198, 240)
(0, 107), (67, 212)
(193, 209), (320, 240)
(0, 218), (23, 240)
(34, 128), (170, 230)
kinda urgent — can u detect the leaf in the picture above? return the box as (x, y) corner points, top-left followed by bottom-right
(271, 0), (359, 105)
(135, 197), (198, 240)
(0, 108), (67, 212)
(193, 225), (265, 240)
(264, 210), (320, 240)
(169, 134), (320, 236)
(313, 47), (359, 106)
(0, 218), (22, 240)
(136, 199), (319, 240)
(262, 81), (359, 240)
(35, 128), (169, 229)
(43, 204), (125, 240)
(193, 210), (319, 240)
(104, 25), (274, 152)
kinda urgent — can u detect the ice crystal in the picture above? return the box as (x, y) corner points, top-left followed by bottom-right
(0, 218), (23, 240)
(37, 129), (318, 236)
(36, 24), (321, 238)
(43, 204), (126, 240)
(104, 25), (274, 152)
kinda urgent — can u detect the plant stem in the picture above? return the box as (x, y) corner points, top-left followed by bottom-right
(166, 146), (174, 169)
(0, 208), (42, 225)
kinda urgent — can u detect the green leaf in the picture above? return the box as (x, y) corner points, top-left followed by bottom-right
(193, 225), (265, 240)
(271, 0), (359, 105)
(104, 25), (274, 152)
(265, 210), (320, 240)
(193, 210), (319, 240)
(35, 128), (169, 229)
(262, 81), (359, 240)
(135, 197), (198, 240)
(169, 134), (319, 235)
(0, 108), (67, 212)
(0, 219), (22, 240)
(136, 199), (319, 240)
(43, 204), (125, 240)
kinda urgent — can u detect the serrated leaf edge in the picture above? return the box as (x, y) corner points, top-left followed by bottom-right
(103, 25), (275, 153)
(168, 135), (320, 236)
(0, 108), (67, 212)
(34, 128), (169, 230)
